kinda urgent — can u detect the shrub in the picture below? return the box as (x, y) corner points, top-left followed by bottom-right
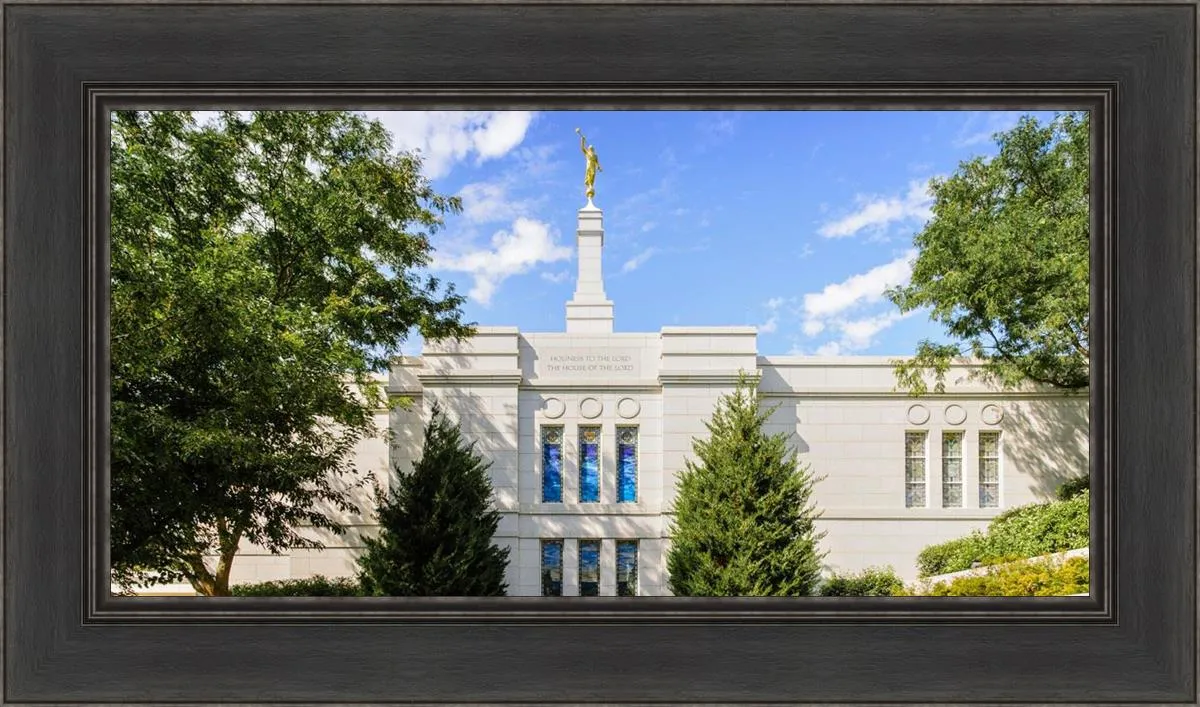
(916, 491), (1090, 577)
(230, 575), (363, 597)
(920, 556), (1089, 596)
(1056, 474), (1090, 500)
(916, 532), (988, 578)
(818, 566), (905, 597)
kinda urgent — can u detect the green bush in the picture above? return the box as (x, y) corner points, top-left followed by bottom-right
(915, 532), (988, 578)
(818, 566), (905, 597)
(920, 556), (1089, 596)
(1056, 474), (1089, 500)
(916, 491), (1089, 577)
(230, 575), (363, 597)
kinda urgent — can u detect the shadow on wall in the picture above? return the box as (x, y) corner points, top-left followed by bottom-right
(1004, 397), (1090, 500)
(761, 397), (809, 456)
(301, 386), (519, 552)
(757, 368), (810, 455)
(395, 387), (518, 495)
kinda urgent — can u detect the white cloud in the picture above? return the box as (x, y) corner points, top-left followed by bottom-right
(434, 217), (571, 306)
(836, 311), (912, 350)
(362, 110), (535, 179)
(457, 181), (537, 225)
(793, 252), (919, 353)
(757, 316), (779, 335)
(802, 251), (915, 321)
(541, 271), (570, 284)
(802, 320), (825, 337)
(818, 180), (934, 239)
(799, 312), (916, 356)
(510, 143), (560, 178)
(621, 247), (659, 274)
(641, 221), (657, 233)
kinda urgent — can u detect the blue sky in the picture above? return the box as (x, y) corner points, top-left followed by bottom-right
(363, 109), (1061, 356)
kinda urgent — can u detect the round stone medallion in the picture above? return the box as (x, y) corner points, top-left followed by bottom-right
(580, 397), (604, 419)
(944, 404), (968, 425)
(906, 404), (930, 425)
(617, 397), (641, 419)
(543, 397), (565, 419)
(981, 403), (1004, 425)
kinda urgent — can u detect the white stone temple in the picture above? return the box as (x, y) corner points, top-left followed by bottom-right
(175, 197), (1090, 597)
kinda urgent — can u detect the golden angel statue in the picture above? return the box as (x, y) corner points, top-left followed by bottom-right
(575, 128), (602, 201)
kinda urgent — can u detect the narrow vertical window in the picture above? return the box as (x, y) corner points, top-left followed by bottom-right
(979, 431), (1001, 508)
(579, 426), (601, 503)
(616, 427), (638, 503)
(540, 540), (563, 597)
(905, 432), (928, 508)
(942, 431), (964, 508)
(541, 427), (563, 503)
(578, 539), (600, 597)
(616, 540), (639, 597)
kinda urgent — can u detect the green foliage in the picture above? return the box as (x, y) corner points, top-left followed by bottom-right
(818, 566), (905, 597)
(230, 575), (363, 597)
(667, 373), (827, 596)
(1056, 474), (1090, 500)
(916, 491), (1090, 577)
(919, 556), (1089, 596)
(357, 404), (510, 596)
(110, 110), (473, 596)
(915, 533), (989, 578)
(888, 112), (1090, 394)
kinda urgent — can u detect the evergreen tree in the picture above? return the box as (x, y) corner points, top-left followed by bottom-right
(667, 373), (827, 596)
(357, 404), (510, 596)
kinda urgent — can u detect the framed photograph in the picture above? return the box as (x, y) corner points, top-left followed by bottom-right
(3, 0), (1195, 704)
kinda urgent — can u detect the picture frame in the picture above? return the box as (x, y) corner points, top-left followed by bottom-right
(3, 1), (1195, 703)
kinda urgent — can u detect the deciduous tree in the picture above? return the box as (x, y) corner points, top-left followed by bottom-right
(888, 112), (1089, 394)
(110, 110), (472, 595)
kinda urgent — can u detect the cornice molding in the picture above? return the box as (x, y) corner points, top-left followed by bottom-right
(415, 370), (524, 386)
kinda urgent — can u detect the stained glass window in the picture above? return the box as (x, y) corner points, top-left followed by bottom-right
(579, 426), (601, 503)
(979, 431), (1001, 508)
(578, 539), (600, 597)
(617, 427), (638, 503)
(541, 540), (563, 597)
(616, 540), (639, 597)
(905, 432), (927, 508)
(942, 432), (964, 508)
(541, 427), (563, 503)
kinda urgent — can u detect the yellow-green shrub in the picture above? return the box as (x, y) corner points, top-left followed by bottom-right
(917, 556), (1089, 596)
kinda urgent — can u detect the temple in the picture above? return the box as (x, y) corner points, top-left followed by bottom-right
(136, 193), (1090, 597)
(218, 195), (1088, 597)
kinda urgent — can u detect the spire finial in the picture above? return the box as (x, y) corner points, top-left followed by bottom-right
(576, 128), (602, 204)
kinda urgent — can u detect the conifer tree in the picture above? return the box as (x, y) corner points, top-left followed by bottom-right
(667, 373), (827, 596)
(357, 404), (510, 596)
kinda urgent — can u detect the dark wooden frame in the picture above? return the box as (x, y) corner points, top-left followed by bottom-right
(3, 1), (1195, 704)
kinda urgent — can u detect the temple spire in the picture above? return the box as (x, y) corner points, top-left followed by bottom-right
(565, 202), (614, 333)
